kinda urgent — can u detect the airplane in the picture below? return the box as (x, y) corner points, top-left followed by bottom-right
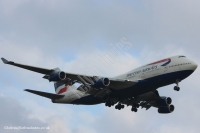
(1, 55), (198, 114)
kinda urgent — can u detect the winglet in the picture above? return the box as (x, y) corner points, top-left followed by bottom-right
(1, 58), (9, 64)
(1, 58), (14, 64)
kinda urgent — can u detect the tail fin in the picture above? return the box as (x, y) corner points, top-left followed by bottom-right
(54, 81), (69, 94)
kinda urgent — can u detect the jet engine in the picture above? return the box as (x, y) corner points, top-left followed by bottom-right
(158, 105), (175, 114)
(93, 78), (110, 88)
(49, 71), (66, 81)
(156, 96), (172, 107)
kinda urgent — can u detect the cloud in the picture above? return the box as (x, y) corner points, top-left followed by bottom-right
(0, 94), (78, 133)
(47, 117), (72, 133)
(0, 0), (200, 133)
(0, 95), (48, 133)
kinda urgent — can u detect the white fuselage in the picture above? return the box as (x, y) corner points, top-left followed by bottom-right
(54, 55), (197, 104)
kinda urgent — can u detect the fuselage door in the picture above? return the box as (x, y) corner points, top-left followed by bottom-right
(164, 66), (168, 73)
(178, 64), (182, 71)
(141, 72), (145, 79)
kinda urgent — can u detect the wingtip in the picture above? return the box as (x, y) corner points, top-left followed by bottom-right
(1, 58), (14, 64)
(1, 58), (8, 64)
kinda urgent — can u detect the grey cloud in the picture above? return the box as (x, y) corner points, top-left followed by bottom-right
(1, 0), (200, 57)
(0, 0), (200, 133)
(0, 95), (73, 133)
(0, 95), (48, 133)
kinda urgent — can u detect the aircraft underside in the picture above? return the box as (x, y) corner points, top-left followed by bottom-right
(71, 69), (194, 114)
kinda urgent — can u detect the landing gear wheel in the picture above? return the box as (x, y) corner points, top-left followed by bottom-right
(134, 103), (139, 108)
(115, 104), (119, 110)
(105, 101), (112, 107)
(115, 103), (124, 110)
(118, 106), (121, 110)
(174, 86), (180, 91)
(131, 107), (137, 112)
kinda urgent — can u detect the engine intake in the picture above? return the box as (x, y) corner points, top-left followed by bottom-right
(49, 71), (66, 81)
(156, 97), (172, 107)
(158, 105), (175, 114)
(93, 78), (110, 88)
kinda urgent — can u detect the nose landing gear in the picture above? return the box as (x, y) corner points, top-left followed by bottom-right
(174, 80), (180, 91)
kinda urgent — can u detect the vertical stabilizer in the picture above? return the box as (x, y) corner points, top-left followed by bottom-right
(54, 81), (69, 94)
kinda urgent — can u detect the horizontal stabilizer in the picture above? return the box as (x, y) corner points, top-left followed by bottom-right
(25, 89), (65, 99)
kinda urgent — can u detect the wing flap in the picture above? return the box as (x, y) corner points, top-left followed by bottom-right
(25, 89), (65, 99)
(109, 79), (138, 90)
(85, 79), (138, 98)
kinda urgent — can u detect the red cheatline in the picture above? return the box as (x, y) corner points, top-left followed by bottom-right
(148, 58), (170, 65)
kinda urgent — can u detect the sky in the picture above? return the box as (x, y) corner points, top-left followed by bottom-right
(0, 0), (200, 133)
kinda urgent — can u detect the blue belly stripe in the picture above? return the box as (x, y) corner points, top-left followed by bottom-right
(72, 70), (194, 105)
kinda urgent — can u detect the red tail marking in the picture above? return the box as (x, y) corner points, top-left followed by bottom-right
(58, 86), (69, 94)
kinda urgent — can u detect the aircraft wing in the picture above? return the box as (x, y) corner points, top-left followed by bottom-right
(1, 58), (138, 96)
(1, 58), (54, 74)
(109, 78), (137, 89)
(1, 57), (100, 81)
(59, 73), (138, 90)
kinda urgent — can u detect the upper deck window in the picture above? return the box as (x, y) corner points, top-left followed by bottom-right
(178, 56), (186, 58)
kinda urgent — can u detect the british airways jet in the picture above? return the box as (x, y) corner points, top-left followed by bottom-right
(1, 55), (198, 114)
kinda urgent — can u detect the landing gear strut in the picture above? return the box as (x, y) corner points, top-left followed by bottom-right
(174, 80), (180, 91)
(105, 97), (114, 107)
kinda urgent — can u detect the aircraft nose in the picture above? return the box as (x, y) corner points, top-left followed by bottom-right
(192, 61), (198, 71)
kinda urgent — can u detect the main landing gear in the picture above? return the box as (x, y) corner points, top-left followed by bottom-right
(131, 107), (137, 112)
(115, 103), (124, 110)
(174, 80), (180, 91)
(105, 101), (114, 107)
(131, 103), (139, 112)
(105, 97), (119, 108)
(105, 100), (125, 110)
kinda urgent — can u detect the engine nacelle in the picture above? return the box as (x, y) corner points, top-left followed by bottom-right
(93, 78), (110, 88)
(158, 105), (175, 114)
(49, 71), (66, 81)
(156, 97), (172, 107)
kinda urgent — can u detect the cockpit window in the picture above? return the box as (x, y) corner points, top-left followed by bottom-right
(178, 56), (186, 58)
